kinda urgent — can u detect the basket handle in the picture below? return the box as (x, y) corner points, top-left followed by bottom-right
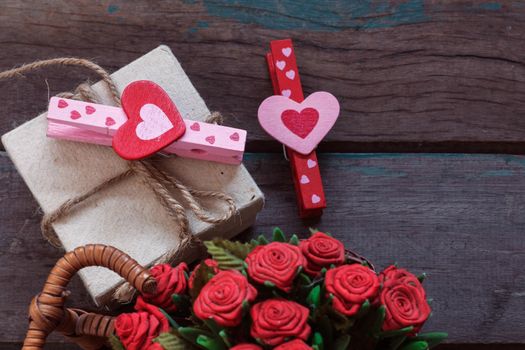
(22, 244), (157, 350)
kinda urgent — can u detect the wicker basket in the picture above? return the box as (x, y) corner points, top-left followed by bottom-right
(22, 244), (156, 350)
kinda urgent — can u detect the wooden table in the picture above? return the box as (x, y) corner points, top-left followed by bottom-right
(1, 1), (525, 349)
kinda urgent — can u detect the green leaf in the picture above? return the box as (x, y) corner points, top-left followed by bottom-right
(178, 327), (213, 345)
(309, 227), (319, 235)
(289, 234), (300, 245)
(250, 239), (259, 246)
(380, 326), (414, 339)
(204, 241), (245, 271)
(312, 332), (324, 350)
(399, 341), (429, 350)
(189, 261), (216, 300)
(356, 300), (371, 319)
(211, 239), (254, 259)
(264, 280), (276, 288)
(257, 234), (269, 245)
(160, 308), (179, 329)
(154, 332), (196, 350)
(108, 335), (125, 350)
(196, 334), (227, 350)
(219, 330), (232, 348)
(272, 227), (286, 242)
(371, 305), (386, 336)
(412, 332), (448, 349)
(417, 273), (427, 283)
(333, 334), (351, 350)
(297, 273), (312, 286)
(380, 326), (415, 350)
(307, 285), (321, 310)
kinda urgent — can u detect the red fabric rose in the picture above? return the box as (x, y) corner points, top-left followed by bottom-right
(325, 264), (380, 316)
(189, 259), (219, 290)
(379, 266), (431, 333)
(140, 263), (188, 312)
(230, 344), (263, 350)
(274, 339), (313, 349)
(380, 265), (420, 288)
(250, 299), (311, 346)
(134, 297), (170, 331)
(299, 232), (345, 276)
(193, 270), (257, 327)
(114, 308), (168, 350)
(245, 242), (306, 292)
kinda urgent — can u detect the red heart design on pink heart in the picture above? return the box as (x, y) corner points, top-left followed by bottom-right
(281, 108), (319, 138)
(230, 132), (240, 141)
(58, 99), (68, 108)
(85, 106), (96, 115)
(105, 117), (116, 126)
(205, 136), (215, 144)
(190, 122), (200, 131)
(70, 110), (81, 120)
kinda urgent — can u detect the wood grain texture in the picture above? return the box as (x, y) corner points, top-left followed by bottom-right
(1, 1), (525, 153)
(2, 152), (525, 346)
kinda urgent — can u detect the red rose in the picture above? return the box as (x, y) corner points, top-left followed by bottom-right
(193, 270), (257, 327)
(325, 264), (380, 316)
(141, 263), (188, 312)
(115, 309), (168, 350)
(134, 297), (170, 332)
(189, 259), (219, 290)
(250, 299), (311, 346)
(274, 339), (313, 350)
(246, 242), (306, 292)
(379, 266), (431, 333)
(300, 232), (345, 276)
(380, 265), (420, 288)
(230, 344), (263, 350)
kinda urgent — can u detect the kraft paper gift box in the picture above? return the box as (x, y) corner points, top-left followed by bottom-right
(1, 45), (264, 306)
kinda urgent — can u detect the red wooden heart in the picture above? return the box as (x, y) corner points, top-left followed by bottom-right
(112, 80), (186, 160)
(281, 107), (319, 138)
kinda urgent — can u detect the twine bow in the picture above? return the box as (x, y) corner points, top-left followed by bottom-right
(0, 58), (237, 301)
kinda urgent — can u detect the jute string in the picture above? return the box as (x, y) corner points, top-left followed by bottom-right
(0, 58), (237, 302)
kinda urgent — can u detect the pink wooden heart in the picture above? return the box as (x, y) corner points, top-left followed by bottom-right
(257, 91), (340, 155)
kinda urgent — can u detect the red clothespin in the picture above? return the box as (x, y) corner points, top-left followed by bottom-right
(46, 80), (246, 164)
(260, 39), (340, 218)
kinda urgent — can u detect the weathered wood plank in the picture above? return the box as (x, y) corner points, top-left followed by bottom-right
(2, 152), (525, 345)
(1, 1), (525, 152)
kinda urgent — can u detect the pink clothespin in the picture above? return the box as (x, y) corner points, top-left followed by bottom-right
(46, 80), (246, 164)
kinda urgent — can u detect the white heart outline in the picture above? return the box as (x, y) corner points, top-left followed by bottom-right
(276, 60), (286, 70)
(285, 70), (295, 80)
(258, 91), (340, 155)
(136, 103), (174, 140)
(300, 175), (310, 184)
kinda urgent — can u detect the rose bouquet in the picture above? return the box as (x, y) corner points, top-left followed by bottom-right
(110, 229), (447, 350)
